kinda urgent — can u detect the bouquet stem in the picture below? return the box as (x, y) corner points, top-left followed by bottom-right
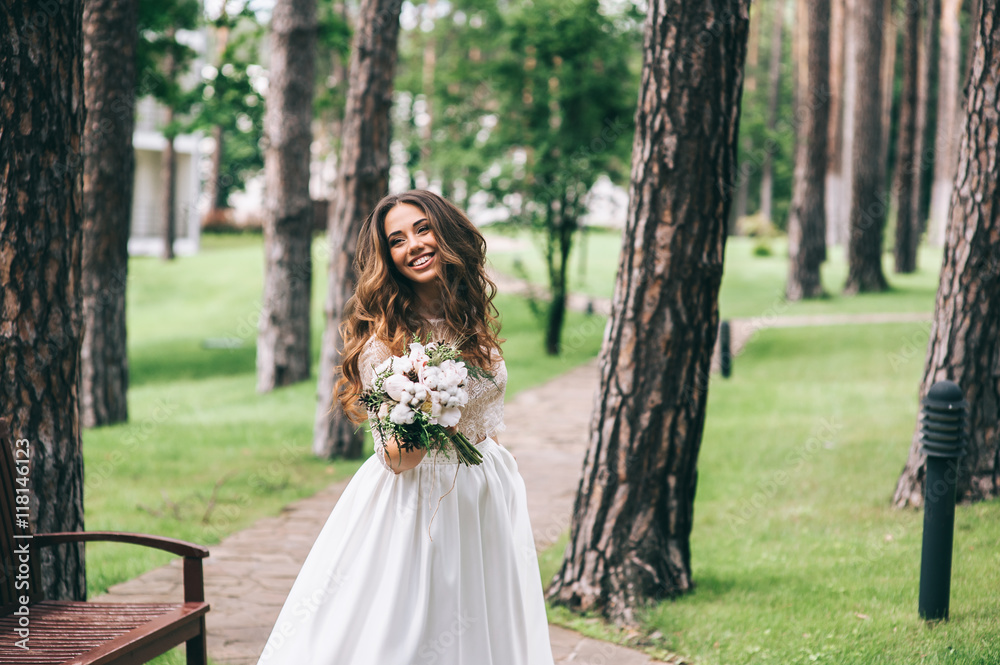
(449, 431), (484, 466)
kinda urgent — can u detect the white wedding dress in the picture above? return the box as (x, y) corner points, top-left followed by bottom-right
(256, 321), (554, 665)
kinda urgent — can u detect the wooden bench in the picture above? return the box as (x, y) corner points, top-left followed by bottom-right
(0, 418), (211, 664)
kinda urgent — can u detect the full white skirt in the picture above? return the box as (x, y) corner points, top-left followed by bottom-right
(256, 437), (555, 665)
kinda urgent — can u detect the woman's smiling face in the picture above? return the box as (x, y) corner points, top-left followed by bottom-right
(384, 203), (440, 287)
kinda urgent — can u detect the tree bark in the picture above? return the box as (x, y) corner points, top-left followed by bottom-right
(759, 0), (784, 223)
(257, 0), (317, 393)
(832, 0), (859, 247)
(314, 0), (403, 459)
(825, 0), (847, 247)
(926, 0), (962, 246)
(208, 16), (230, 218)
(787, 0), (831, 300)
(844, 0), (890, 293)
(893, 0), (921, 273)
(915, 0), (939, 234)
(546, 0), (750, 626)
(730, 5), (760, 232)
(81, 0), (137, 428)
(878, 0), (898, 181)
(0, 0), (87, 601)
(893, 1), (999, 507)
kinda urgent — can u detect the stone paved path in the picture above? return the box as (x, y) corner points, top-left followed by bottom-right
(92, 358), (676, 665)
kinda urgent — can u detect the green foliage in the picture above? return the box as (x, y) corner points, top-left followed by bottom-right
(394, 1), (509, 195)
(136, 0), (200, 135)
(313, 0), (352, 118)
(396, 0), (640, 353)
(187, 4), (267, 208)
(736, 2), (795, 230)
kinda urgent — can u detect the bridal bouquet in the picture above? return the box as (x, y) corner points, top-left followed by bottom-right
(360, 337), (493, 467)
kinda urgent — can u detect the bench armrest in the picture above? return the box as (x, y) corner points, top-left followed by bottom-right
(33, 531), (210, 603)
(32, 531), (209, 558)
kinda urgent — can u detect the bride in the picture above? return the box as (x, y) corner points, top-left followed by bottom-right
(256, 190), (554, 664)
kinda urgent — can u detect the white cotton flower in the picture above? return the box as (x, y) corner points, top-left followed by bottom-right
(383, 374), (413, 402)
(391, 356), (413, 375)
(420, 365), (443, 391)
(438, 406), (462, 428)
(390, 402), (416, 424)
(405, 383), (428, 407)
(374, 358), (392, 375)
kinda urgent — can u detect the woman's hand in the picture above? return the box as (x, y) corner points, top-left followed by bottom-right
(383, 435), (428, 474)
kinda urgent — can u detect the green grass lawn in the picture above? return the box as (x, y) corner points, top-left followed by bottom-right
(539, 322), (1000, 665)
(86, 233), (605, 664)
(484, 228), (944, 318)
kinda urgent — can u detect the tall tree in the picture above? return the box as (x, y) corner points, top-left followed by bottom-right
(825, 0), (848, 246)
(730, 3), (761, 228)
(926, 0), (963, 246)
(915, 0), (939, 233)
(831, 0), (859, 247)
(844, 0), (890, 293)
(257, 0), (317, 393)
(81, 0), (138, 428)
(759, 0), (785, 223)
(893, 0), (1000, 507)
(878, 0), (898, 180)
(546, 0), (750, 625)
(786, 0), (831, 300)
(0, 0), (87, 600)
(893, 0), (922, 273)
(314, 0), (404, 459)
(161, 24), (178, 261)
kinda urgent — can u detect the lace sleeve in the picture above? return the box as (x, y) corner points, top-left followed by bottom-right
(359, 336), (394, 471)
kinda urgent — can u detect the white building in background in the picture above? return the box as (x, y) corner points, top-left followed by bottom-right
(128, 96), (203, 256)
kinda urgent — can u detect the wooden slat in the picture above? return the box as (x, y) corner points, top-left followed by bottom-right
(0, 601), (209, 665)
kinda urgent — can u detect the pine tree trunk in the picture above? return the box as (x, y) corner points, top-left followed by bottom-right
(893, 0), (921, 273)
(844, 0), (890, 293)
(162, 129), (176, 260)
(208, 17), (230, 217)
(0, 0), (87, 601)
(825, 0), (847, 248)
(893, 0), (1000, 507)
(314, 0), (403, 459)
(926, 0), (962, 246)
(81, 0), (137, 428)
(893, 1), (1000, 507)
(834, 0), (859, 247)
(257, 0), (317, 393)
(209, 124), (226, 213)
(915, 0), (939, 234)
(759, 1), (784, 223)
(786, 0), (831, 300)
(878, 0), (898, 180)
(546, 0), (750, 626)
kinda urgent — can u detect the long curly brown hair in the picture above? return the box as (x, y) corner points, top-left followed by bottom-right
(334, 190), (503, 423)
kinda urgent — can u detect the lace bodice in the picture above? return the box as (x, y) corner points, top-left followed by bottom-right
(358, 320), (507, 469)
